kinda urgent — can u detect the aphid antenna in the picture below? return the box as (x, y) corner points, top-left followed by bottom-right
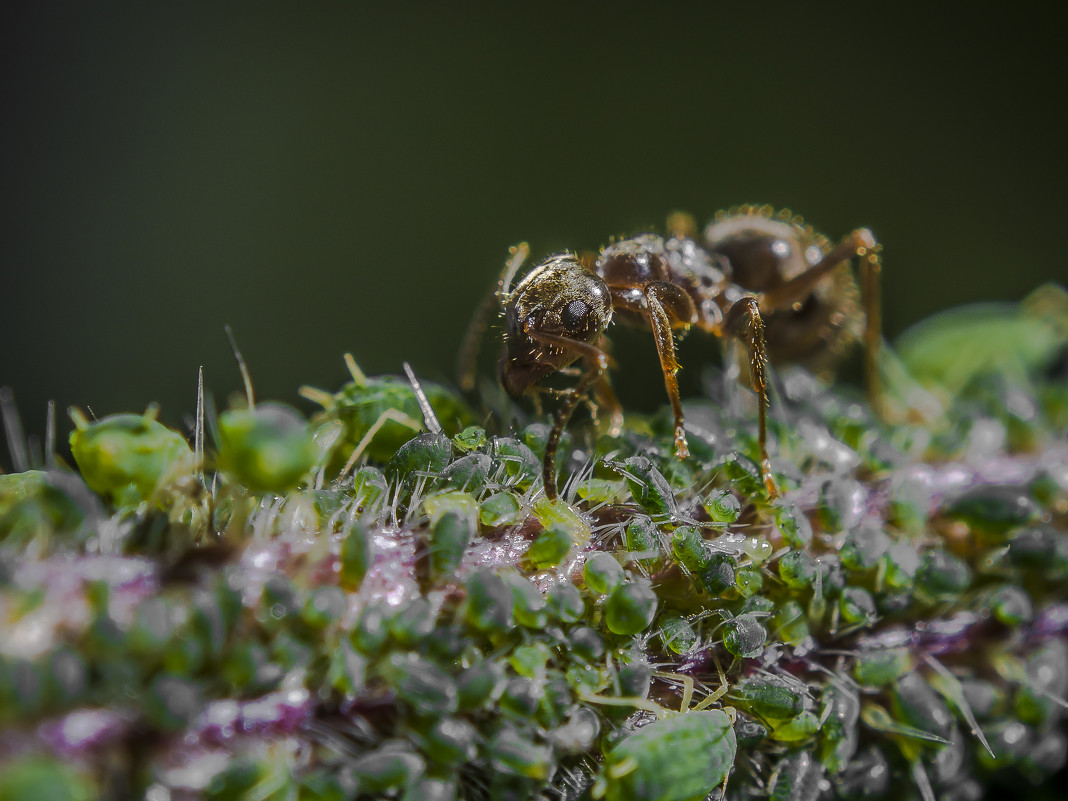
(910, 758), (937, 801)
(44, 399), (56, 468)
(0, 387), (28, 472)
(402, 361), (443, 435)
(224, 324), (255, 409)
(194, 366), (206, 488)
(339, 408), (422, 480)
(342, 352), (367, 386)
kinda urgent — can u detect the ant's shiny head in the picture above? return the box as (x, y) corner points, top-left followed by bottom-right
(499, 254), (612, 398)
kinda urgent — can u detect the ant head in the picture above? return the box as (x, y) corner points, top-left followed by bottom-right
(499, 254), (612, 398)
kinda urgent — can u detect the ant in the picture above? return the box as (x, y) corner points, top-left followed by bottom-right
(462, 206), (883, 501)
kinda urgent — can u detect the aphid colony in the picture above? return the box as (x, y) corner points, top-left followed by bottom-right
(1, 269), (1066, 798)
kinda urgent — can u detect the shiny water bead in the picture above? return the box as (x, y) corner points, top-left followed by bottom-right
(723, 612), (768, 658)
(549, 707), (601, 754)
(733, 674), (806, 720)
(217, 403), (319, 493)
(584, 553), (626, 595)
(604, 581), (658, 636)
(772, 600), (810, 647)
(838, 587), (876, 625)
(704, 489), (741, 524)
(776, 504), (813, 549)
(977, 720), (1032, 767)
(839, 525), (890, 572)
(598, 710), (736, 801)
(69, 412), (193, 505)
(914, 549), (971, 604)
(623, 515), (662, 570)
(351, 743), (426, 795)
(478, 491), (523, 527)
(769, 750), (825, 801)
(547, 581), (585, 623)
(452, 425), (487, 453)
(819, 682), (860, 774)
(852, 647), (912, 687)
(386, 432), (452, 488)
(659, 615), (698, 655)
(890, 671), (954, 745)
(779, 550), (817, 588)
(383, 653), (458, 717)
(440, 452), (491, 491)
(463, 571), (513, 634)
(525, 525), (572, 569)
(339, 519), (373, 590)
(490, 436), (540, 490)
(987, 584), (1033, 626)
(738, 535), (774, 566)
(617, 456), (678, 519)
(880, 541), (921, 590)
(942, 483), (1041, 541)
(817, 478), (866, 533)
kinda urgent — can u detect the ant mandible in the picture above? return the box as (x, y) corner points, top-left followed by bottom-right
(467, 206), (883, 501)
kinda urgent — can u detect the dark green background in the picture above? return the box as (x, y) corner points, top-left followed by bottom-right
(2, 4), (1065, 448)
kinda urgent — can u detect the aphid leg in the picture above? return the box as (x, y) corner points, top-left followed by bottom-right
(338, 408), (422, 480)
(726, 297), (777, 497)
(860, 237), (885, 417)
(645, 284), (690, 459)
(523, 326), (611, 501)
(458, 243), (530, 392)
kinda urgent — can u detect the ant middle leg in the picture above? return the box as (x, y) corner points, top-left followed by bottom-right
(645, 282), (696, 460)
(725, 296), (778, 497)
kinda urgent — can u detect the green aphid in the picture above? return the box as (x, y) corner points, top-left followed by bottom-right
(490, 436), (540, 490)
(942, 484), (1041, 541)
(817, 478), (865, 534)
(596, 710), (736, 801)
(301, 586), (345, 629)
(732, 674), (806, 720)
(577, 477), (624, 504)
(733, 711), (769, 748)
(339, 519), (373, 590)
(0, 470), (87, 548)
(704, 489), (741, 524)
(914, 549), (971, 604)
(547, 581), (585, 623)
(499, 675), (540, 718)
(717, 451), (765, 496)
(350, 743), (426, 794)
(386, 431), (451, 489)
(351, 605), (389, 655)
(416, 717), (478, 767)
(889, 671), (954, 746)
(671, 528), (736, 595)
(205, 759), (293, 800)
(852, 647), (912, 687)
(838, 587), (876, 626)
(659, 615), (698, 655)
(740, 595), (776, 616)
(987, 584), (1033, 626)
(1007, 525), (1068, 575)
(462, 570), (513, 634)
(429, 509), (474, 582)
(452, 425), (487, 453)
(440, 452), (491, 492)
(69, 411), (193, 506)
(456, 660), (505, 711)
(770, 710), (821, 743)
(839, 525), (890, 572)
(525, 525), (572, 569)
(819, 682), (860, 774)
(772, 600), (810, 647)
(894, 283), (1068, 399)
(779, 550), (817, 588)
(351, 465), (388, 515)
(623, 514), (662, 570)
(604, 581), (658, 636)
(616, 651), (653, 699)
(382, 652), (457, 717)
(1014, 639), (1068, 726)
(776, 504), (813, 549)
(216, 402), (318, 493)
(0, 754), (97, 801)
(508, 641), (551, 679)
(388, 596), (436, 647)
(500, 570), (548, 629)
(478, 491), (522, 527)
(487, 724), (553, 780)
(733, 566), (763, 598)
(723, 612), (767, 658)
(309, 370), (469, 467)
(615, 455), (678, 519)
(767, 749), (825, 801)
(880, 541), (920, 590)
(583, 552), (625, 595)
(326, 639), (366, 696)
(520, 421), (571, 471)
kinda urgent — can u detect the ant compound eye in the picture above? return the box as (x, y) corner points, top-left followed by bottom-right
(561, 299), (590, 331)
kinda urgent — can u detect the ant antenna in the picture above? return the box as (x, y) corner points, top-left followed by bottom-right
(498, 242), (531, 299)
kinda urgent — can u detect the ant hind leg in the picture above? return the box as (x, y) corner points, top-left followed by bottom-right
(726, 297), (778, 498)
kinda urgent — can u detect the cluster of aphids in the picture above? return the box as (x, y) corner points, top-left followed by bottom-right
(469, 205), (883, 501)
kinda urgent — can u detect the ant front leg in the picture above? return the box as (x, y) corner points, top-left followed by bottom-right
(726, 297), (778, 498)
(645, 283), (693, 460)
(523, 326), (611, 501)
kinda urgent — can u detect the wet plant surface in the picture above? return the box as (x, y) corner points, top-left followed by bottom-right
(1, 290), (1067, 801)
